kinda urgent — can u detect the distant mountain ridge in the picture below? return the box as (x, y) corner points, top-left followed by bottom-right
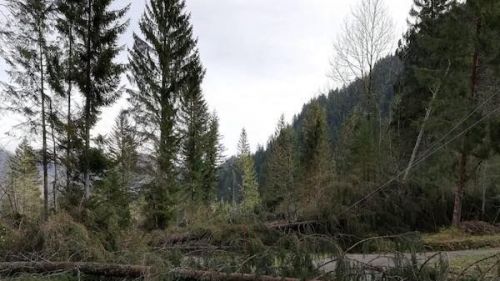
(218, 55), (403, 199)
(290, 55), (402, 145)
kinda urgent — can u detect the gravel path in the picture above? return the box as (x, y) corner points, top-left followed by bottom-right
(317, 248), (500, 272)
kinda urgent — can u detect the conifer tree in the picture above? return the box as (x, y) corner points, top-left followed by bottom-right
(397, 0), (500, 226)
(298, 103), (334, 214)
(89, 111), (138, 230)
(237, 129), (261, 212)
(108, 110), (139, 191)
(201, 112), (223, 204)
(263, 115), (296, 214)
(2, 0), (53, 220)
(128, 0), (201, 229)
(178, 58), (209, 202)
(75, 0), (129, 199)
(47, 0), (83, 192)
(1, 140), (42, 219)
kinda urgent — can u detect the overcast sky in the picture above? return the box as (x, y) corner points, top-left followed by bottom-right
(0, 0), (413, 156)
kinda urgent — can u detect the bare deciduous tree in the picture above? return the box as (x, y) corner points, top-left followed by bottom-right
(331, 0), (394, 115)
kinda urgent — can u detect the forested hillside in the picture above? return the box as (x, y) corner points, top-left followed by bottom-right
(0, 0), (500, 280)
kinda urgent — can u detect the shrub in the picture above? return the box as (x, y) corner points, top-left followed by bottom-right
(39, 213), (107, 261)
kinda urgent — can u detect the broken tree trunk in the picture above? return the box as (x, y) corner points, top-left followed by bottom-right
(402, 62), (450, 183)
(0, 262), (150, 278)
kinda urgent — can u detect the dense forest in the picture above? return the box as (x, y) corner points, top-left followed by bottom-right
(0, 0), (500, 280)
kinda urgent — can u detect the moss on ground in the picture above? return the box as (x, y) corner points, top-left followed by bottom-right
(423, 228), (500, 251)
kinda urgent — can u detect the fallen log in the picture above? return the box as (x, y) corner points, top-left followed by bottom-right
(162, 231), (212, 245)
(173, 269), (312, 281)
(0, 262), (311, 281)
(265, 220), (320, 232)
(161, 220), (321, 247)
(0, 262), (151, 278)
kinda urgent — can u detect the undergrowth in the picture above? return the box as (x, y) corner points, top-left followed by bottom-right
(0, 211), (499, 281)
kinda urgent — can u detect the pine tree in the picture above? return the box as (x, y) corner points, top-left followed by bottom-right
(396, 0), (500, 226)
(298, 102), (334, 214)
(128, 0), (201, 229)
(1, 140), (42, 219)
(178, 57), (209, 202)
(237, 129), (261, 212)
(88, 111), (138, 231)
(75, 0), (129, 199)
(108, 110), (139, 192)
(2, 0), (53, 220)
(263, 115), (296, 214)
(201, 112), (223, 204)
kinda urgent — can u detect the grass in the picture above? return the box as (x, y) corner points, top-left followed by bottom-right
(423, 228), (500, 251)
(448, 252), (500, 278)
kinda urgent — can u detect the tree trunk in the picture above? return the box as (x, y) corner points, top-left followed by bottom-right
(39, 30), (48, 221)
(402, 89), (437, 183)
(451, 17), (481, 226)
(83, 0), (92, 199)
(403, 62), (450, 183)
(452, 151), (467, 227)
(0, 262), (150, 279)
(173, 269), (307, 281)
(66, 23), (73, 192)
(481, 163), (487, 218)
(470, 17), (481, 98)
(49, 99), (57, 212)
(0, 263), (308, 281)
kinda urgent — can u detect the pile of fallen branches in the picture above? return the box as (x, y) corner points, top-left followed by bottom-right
(459, 221), (500, 235)
(158, 220), (321, 248)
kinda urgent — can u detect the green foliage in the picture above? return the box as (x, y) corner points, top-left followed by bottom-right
(297, 102), (334, 216)
(1, 140), (42, 219)
(39, 213), (107, 261)
(262, 115), (297, 216)
(201, 113), (223, 204)
(128, 0), (211, 229)
(178, 58), (208, 203)
(85, 170), (131, 250)
(237, 129), (261, 212)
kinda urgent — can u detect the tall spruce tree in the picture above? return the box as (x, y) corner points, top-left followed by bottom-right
(298, 102), (334, 214)
(262, 115), (296, 214)
(128, 0), (201, 229)
(89, 111), (138, 230)
(108, 110), (139, 192)
(201, 112), (223, 204)
(75, 0), (129, 199)
(178, 56), (209, 202)
(2, 0), (53, 220)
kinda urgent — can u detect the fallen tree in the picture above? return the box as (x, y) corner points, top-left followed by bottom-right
(265, 220), (321, 232)
(0, 262), (311, 281)
(0, 262), (151, 278)
(160, 220), (321, 247)
(172, 269), (309, 281)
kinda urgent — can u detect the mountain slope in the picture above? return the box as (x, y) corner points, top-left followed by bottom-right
(219, 55), (402, 199)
